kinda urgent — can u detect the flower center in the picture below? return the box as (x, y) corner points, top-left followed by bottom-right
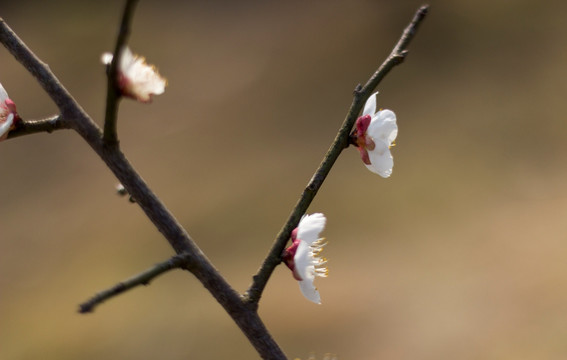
(354, 115), (377, 165)
(310, 238), (329, 278)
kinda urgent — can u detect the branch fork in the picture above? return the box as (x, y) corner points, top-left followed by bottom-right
(0, 3), (429, 359)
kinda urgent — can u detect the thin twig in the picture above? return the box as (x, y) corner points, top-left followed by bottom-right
(79, 253), (190, 313)
(244, 4), (430, 306)
(7, 115), (69, 138)
(362, 4), (429, 95)
(103, 0), (139, 145)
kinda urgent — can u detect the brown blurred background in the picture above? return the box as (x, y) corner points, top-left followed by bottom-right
(2, 0), (567, 359)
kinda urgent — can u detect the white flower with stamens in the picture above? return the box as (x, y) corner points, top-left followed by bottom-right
(283, 213), (328, 304)
(0, 83), (19, 141)
(353, 92), (397, 177)
(101, 46), (166, 103)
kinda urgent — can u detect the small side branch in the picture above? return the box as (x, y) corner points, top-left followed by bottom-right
(8, 115), (69, 138)
(79, 253), (190, 314)
(244, 4), (430, 306)
(103, 0), (139, 145)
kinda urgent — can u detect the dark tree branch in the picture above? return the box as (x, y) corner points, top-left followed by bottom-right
(79, 253), (191, 313)
(0, 14), (287, 360)
(7, 115), (69, 138)
(244, 4), (430, 306)
(0, 4), (429, 360)
(103, 0), (139, 145)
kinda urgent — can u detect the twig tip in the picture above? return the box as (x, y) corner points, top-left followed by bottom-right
(353, 84), (363, 96)
(417, 5), (430, 20)
(78, 304), (94, 314)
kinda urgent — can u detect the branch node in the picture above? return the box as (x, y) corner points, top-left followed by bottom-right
(392, 53), (406, 65)
(353, 83), (363, 96)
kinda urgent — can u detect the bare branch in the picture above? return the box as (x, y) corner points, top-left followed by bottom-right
(103, 0), (140, 145)
(79, 253), (190, 313)
(0, 4), (429, 359)
(0, 12), (287, 360)
(244, 4), (430, 306)
(7, 115), (69, 138)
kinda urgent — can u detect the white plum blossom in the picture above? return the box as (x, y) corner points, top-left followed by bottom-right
(101, 46), (166, 103)
(0, 83), (19, 141)
(353, 92), (397, 177)
(282, 213), (328, 304)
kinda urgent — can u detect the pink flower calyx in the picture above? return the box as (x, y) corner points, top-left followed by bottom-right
(282, 228), (302, 281)
(0, 83), (21, 141)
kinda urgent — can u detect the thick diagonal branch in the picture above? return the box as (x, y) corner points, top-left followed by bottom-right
(0, 16), (286, 360)
(245, 4), (430, 306)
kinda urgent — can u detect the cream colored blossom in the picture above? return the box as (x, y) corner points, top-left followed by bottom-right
(283, 213), (328, 304)
(102, 46), (166, 103)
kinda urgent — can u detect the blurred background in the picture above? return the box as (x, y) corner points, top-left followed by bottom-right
(2, 0), (567, 359)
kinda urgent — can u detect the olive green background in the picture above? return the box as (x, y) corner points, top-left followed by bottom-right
(2, 1), (567, 359)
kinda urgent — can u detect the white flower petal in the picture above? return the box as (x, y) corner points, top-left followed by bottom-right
(0, 113), (14, 140)
(101, 52), (113, 65)
(129, 61), (166, 96)
(367, 109), (397, 146)
(364, 109), (397, 177)
(362, 92), (378, 117)
(0, 83), (8, 103)
(118, 46), (166, 102)
(366, 141), (393, 178)
(297, 213), (326, 245)
(119, 46), (135, 72)
(294, 241), (312, 280)
(298, 278), (321, 304)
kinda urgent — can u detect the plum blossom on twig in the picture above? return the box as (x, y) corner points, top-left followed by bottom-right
(283, 213), (328, 304)
(101, 46), (166, 103)
(0, 83), (20, 141)
(353, 92), (397, 177)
